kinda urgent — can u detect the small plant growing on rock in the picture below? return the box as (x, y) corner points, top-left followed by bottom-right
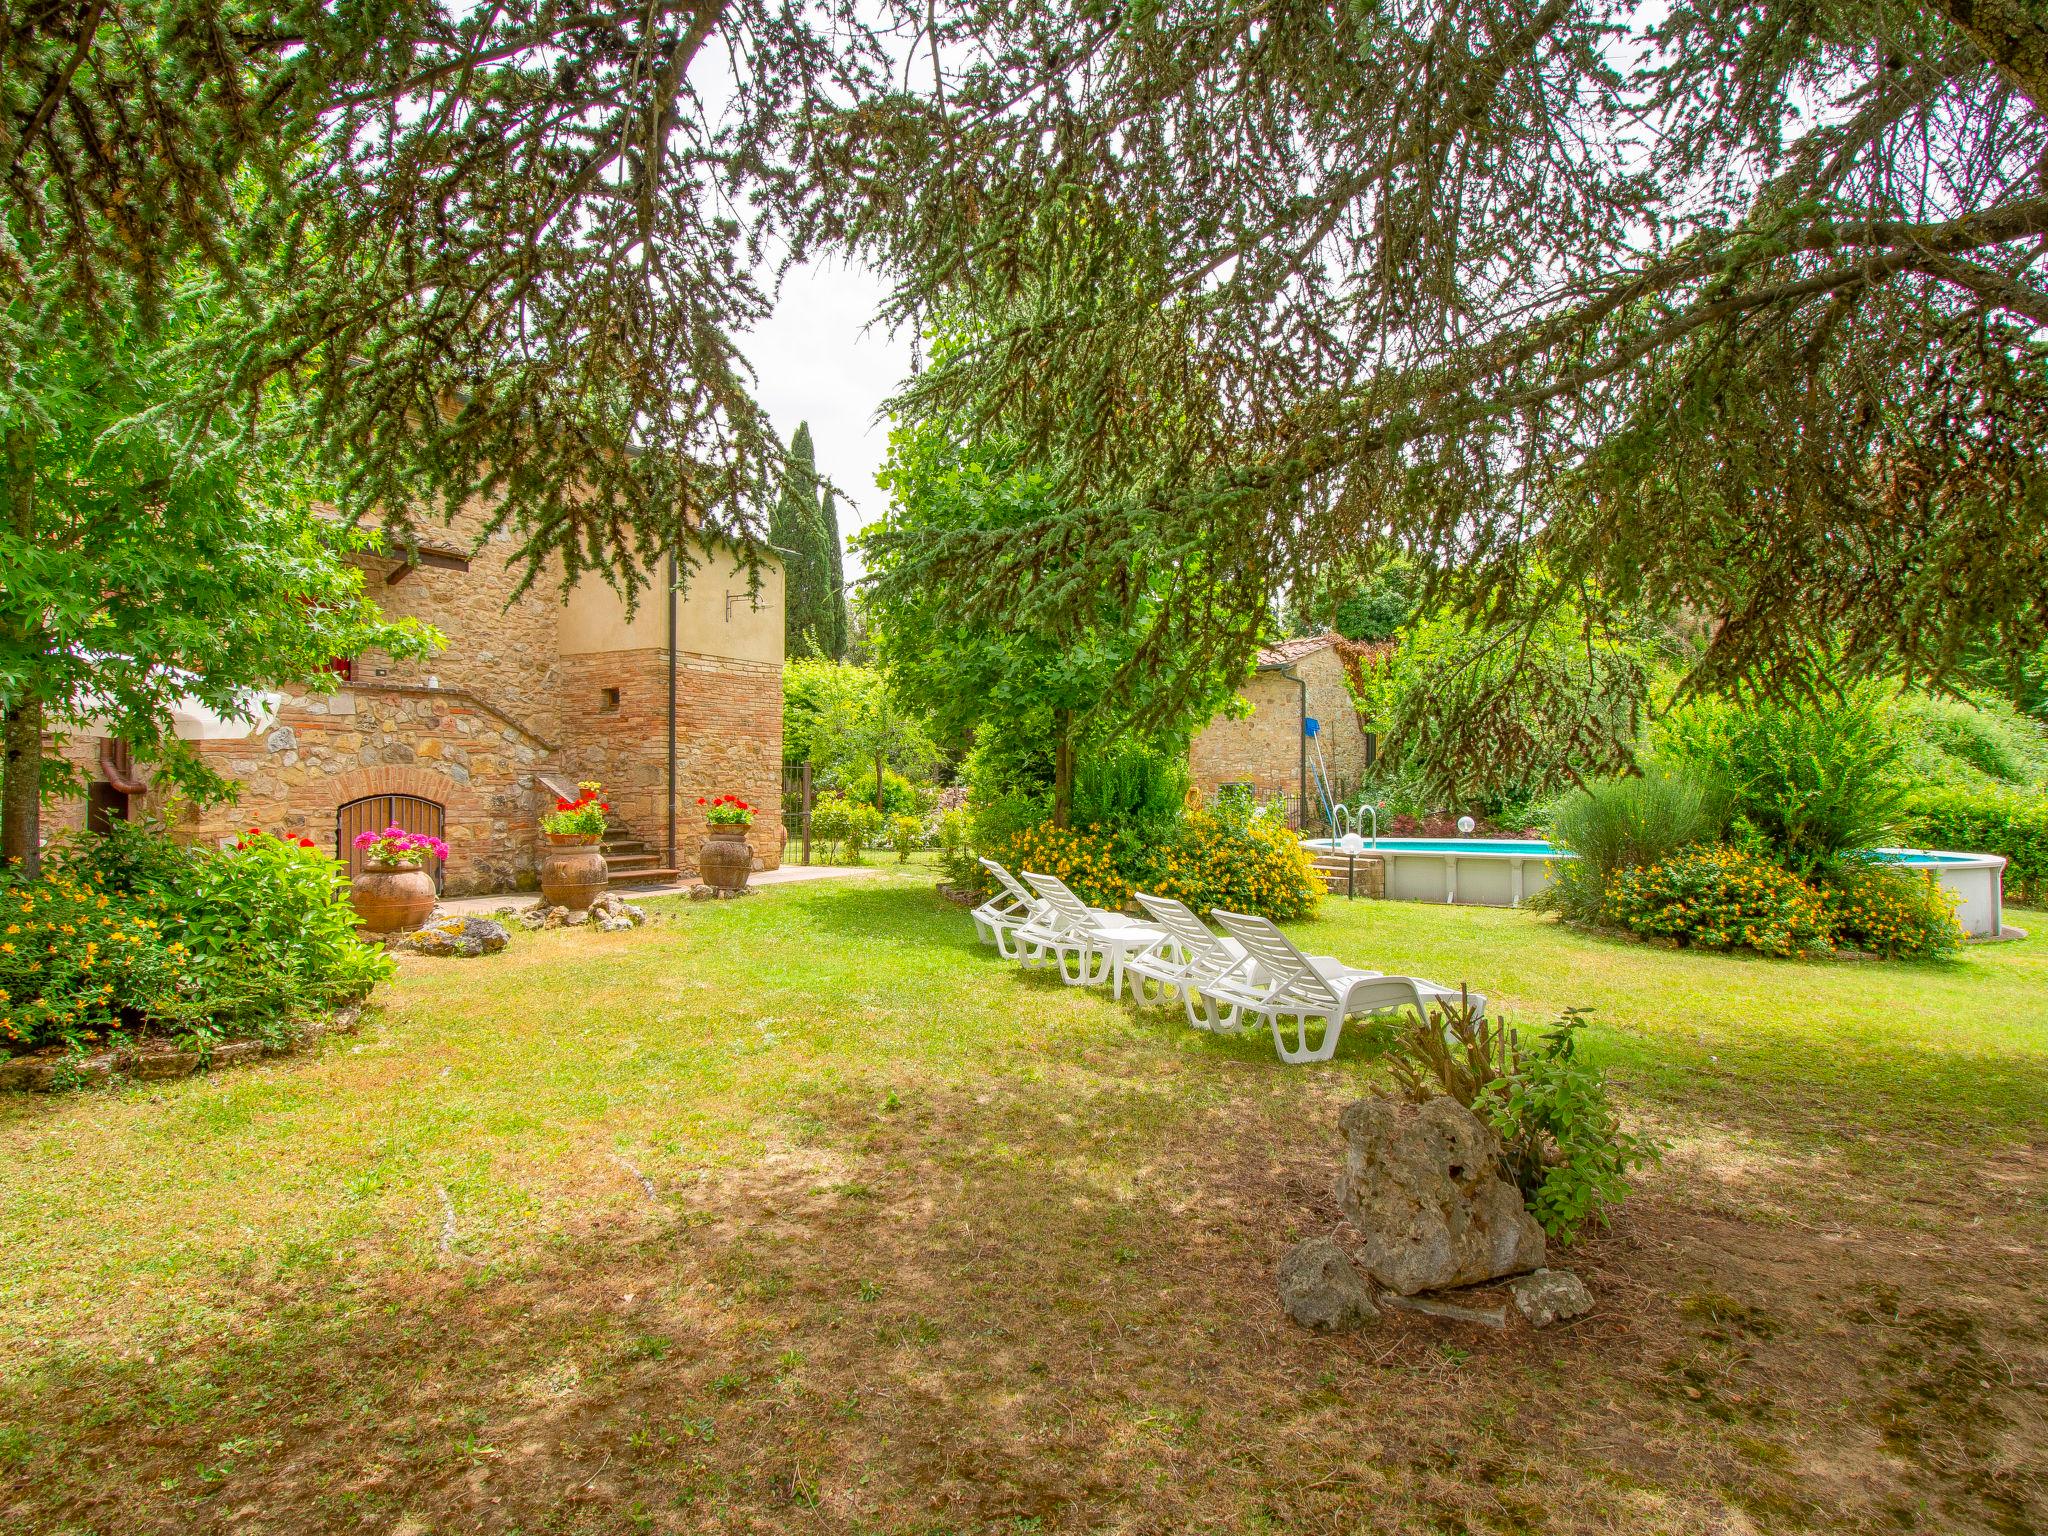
(1378, 997), (1655, 1242)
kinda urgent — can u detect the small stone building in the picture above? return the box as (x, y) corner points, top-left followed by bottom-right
(49, 502), (786, 896)
(1187, 633), (1387, 825)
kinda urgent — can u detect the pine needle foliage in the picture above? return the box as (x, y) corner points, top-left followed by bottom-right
(856, 0), (2048, 704)
(2, 0), (901, 600)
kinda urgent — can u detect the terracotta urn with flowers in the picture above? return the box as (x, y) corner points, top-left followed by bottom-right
(348, 824), (448, 933)
(540, 781), (610, 911)
(697, 794), (756, 892)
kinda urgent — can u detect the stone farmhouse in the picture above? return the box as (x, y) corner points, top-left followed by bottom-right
(1187, 632), (1389, 825)
(52, 503), (787, 896)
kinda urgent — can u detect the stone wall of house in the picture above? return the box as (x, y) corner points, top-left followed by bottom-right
(1190, 669), (1305, 816)
(1299, 647), (1374, 791)
(34, 517), (784, 892)
(1187, 646), (1373, 822)
(553, 648), (673, 853)
(173, 684), (553, 894)
(672, 651), (785, 874)
(347, 499), (567, 746)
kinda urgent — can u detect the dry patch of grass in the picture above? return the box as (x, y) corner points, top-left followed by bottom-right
(3, 877), (2046, 1534)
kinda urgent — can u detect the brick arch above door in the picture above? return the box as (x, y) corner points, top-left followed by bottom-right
(308, 764), (467, 818)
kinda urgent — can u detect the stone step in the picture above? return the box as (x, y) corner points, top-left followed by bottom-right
(604, 852), (665, 872)
(608, 865), (680, 886)
(1311, 853), (1385, 899)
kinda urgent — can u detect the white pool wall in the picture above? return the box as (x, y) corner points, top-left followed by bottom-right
(1308, 839), (2008, 938)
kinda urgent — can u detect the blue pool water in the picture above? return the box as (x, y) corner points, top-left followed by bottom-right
(1303, 837), (1560, 857)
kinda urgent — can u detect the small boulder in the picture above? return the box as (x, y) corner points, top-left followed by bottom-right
(589, 892), (647, 926)
(1277, 1235), (1380, 1331)
(1509, 1268), (1593, 1327)
(398, 916), (510, 958)
(1336, 1095), (1546, 1296)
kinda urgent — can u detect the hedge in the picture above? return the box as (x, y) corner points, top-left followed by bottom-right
(1902, 785), (2048, 907)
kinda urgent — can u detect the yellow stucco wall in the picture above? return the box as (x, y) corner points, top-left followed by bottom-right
(556, 547), (785, 664)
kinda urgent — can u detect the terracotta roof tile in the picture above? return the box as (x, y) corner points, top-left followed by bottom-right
(1255, 632), (1342, 667)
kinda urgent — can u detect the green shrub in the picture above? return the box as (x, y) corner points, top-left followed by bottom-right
(886, 813), (925, 861)
(844, 803), (885, 862)
(1817, 860), (1963, 959)
(1072, 743), (1190, 836)
(965, 788), (1046, 855)
(171, 830), (391, 1024)
(0, 868), (189, 1053)
(1886, 689), (2048, 788)
(1545, 772), (1724, 920)
(10, 826), (392, 1055)
(985, 822), (1132, 909)
(836, 765), (923, 817)
(1656, 690), (1905, 876)
(1605, 845), (1833, 957)
(1901, 784), (2048, 905)
(935, 809), (980, 888)
(1380, 1000), (1654, 1242)
(808, 794), (885, 865)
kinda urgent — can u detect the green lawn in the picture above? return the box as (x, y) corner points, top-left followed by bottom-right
(3, 872), (2045, 1534)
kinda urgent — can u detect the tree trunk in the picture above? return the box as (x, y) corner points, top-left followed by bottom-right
(1, 694), (40, 878)
(1, 425), (37, 877)
(875, 750), (886, 813)
(1052, 713), (1075, 829)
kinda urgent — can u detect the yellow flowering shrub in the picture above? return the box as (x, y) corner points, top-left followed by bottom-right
(980, 802), (1323, 921)
(1148, 809), (1324, 922)
(1605, 845), (1831, 958)
(1819, 861), (1963, 959)
(984, 823), (1132, 910)
(0, 872), (188, 1053)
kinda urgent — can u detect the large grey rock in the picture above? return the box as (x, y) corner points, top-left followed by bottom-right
(398, 916), (510, 958)
(1509, 1268), (1593, 1327)
(1336, 1095), (1546, 1296)
(1277, 1236), (1380, 1331)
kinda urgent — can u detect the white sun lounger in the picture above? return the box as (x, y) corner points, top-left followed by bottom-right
(1124, 892), (1253, 1027)
(1015, 871), (1164, 1000)
(1205, 909), (1483, 1065)
(973, 857), (1048, 958)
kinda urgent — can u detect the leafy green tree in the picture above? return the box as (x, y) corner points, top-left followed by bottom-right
(1288, 553), (1422, 644)
(784, 658), (886, 766)
(0, 290), (436, 877)
(862, 420), (1250, 826)
(808, 687), (938, 813)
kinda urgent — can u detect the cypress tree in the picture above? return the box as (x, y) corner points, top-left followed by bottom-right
(771, 424), (831, 656)
(819, 487), (850, 660)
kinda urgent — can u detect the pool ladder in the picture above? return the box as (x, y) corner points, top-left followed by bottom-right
(1331, 802), (1380, 847)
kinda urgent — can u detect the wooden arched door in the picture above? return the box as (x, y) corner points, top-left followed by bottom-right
(336, 794), (448, 893)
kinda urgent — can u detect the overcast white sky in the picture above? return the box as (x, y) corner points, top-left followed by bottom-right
(741, 257), (914, 581)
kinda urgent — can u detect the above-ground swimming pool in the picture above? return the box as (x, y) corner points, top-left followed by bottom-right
(1301, 836), (2010, 938)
